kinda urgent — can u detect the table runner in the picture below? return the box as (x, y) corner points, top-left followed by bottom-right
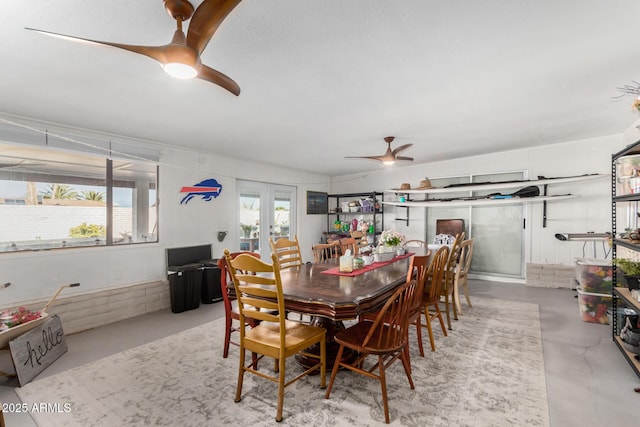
(321, 252), (413, 277)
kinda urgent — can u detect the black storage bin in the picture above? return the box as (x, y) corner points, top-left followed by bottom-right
(199, 259), (222, 304)
(168, 263), (203, 313)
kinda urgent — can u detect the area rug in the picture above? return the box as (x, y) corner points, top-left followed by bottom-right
(16, 297), (549, 426)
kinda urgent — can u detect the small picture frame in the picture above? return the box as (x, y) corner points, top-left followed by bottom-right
(307, 191), (328, 214)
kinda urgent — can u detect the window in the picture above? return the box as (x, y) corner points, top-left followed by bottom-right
(0, 142), (158, 253)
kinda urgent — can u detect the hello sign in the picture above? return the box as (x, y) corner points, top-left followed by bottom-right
(9, 315), (67, 386)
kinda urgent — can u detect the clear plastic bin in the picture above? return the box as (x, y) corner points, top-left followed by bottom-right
(575, 258), (613, 294)
(577, 286), (611, 324)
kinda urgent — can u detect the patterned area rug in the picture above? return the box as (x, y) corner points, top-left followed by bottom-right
(16, 297), (549, 426)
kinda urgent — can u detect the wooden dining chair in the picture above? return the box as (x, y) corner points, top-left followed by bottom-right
(217, 252), (262, 362)
(269, 235), (304, 269)
(311, 241), (340, 263)
(404, 239), (426, 248)
(440, 232), (464, 330)
(350, 230), (370, 251)
(419, 245), (450, 352)
(224, 249), (326, 423)
(359, 252), (431, 369)
(453, 239), (475, 315)
(338, 237), (358, 256)
(325, 278), (418, 424)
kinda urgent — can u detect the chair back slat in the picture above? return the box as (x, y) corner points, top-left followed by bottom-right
(312, 241), (340, 263)
(407, 252), (430, 316)
(458, 239), (474, 277)
(443, 232), (464, 292)
(404, 239), (426, 248)
(338, 237), (358, 256)
(225, 251), (286, 333)
(270, 235), (304, 269)
(349, 230), (369, 251)
(427, 246), (450, 301)
(217, 251), (261, 304)
(362, 279), (418, 352)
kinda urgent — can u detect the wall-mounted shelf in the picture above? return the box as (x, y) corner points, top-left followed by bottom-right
(382, 194), (579, 208)
(382, 173), (605, 226)
(384, 173), (606, 195)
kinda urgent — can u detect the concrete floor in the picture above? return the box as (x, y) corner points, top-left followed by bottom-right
(1, 280), (639, 426)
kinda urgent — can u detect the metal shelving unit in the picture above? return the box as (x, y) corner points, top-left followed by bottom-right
(611, 139), (640, 378)
(325, 192), (384, 245)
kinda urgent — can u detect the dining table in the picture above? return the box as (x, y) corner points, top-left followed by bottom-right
(277, 248), (427, 368)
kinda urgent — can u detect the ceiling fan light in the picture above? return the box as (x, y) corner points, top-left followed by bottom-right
(163, 62), (198, 79)
(162, 42), (201, 79)
(382, 159), (396, 166)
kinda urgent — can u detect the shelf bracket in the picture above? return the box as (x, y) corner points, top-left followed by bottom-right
(394, 192), (409, 226)
(542, 184), (548, 228)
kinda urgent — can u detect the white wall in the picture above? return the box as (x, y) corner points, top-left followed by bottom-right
(0, 145), (329, 306)
(3, 121), (638, 306)
(331, 133), (627, 268)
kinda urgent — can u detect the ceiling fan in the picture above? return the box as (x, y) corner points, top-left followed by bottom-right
(26, 0), (242, 95)
(345, 136), (414, 166)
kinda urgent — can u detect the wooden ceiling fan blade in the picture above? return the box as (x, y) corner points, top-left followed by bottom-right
(187, 0), (242, 55)
(25, 28), (168, 63)
(198, 64), (240, 95)
(392, 143), (413, 155)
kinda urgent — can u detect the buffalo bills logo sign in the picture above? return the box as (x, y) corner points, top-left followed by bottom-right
(180, 179), (223, 204)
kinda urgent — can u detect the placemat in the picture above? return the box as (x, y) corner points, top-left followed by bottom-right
(321, 252), (413, 277)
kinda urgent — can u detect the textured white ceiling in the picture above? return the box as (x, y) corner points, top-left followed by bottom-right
(1, 0), (640, 176)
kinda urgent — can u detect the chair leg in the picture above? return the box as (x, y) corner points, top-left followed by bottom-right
(378, 355), (390, 424)
(320, 336), (327, 389)
(399, 346), (415, 390)
(453, 279), (463, 315)
(234, 347), (246, 403)
(415, 316), (425, 357)
(452, 291), (458, 321)
(435, 305), (448, 337)
(325, 345), (345, 398)
(424, 307), (436, 352)
(223, 315), (233, 358)
(403, 341), (412, 374)
(463, 277), (472, 308)
(443, 294), (452, 330)
(276, 356), (286, 422)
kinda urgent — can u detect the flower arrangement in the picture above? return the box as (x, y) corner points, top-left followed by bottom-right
(379, 230), (405, 248)
(0, 306), (42, 332)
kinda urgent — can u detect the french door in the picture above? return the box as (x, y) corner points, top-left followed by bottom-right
(237, 180), (296, 258)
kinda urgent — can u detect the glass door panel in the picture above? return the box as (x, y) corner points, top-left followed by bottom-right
(238, 181), (296, 258)
(470, 172), (524, 277)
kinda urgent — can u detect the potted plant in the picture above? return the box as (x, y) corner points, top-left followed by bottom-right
(240, 223), (252, 238)
(615, 258), (640, 290)
(378, 230), (405, 253)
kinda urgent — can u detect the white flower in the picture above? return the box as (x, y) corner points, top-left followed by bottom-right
(379, 230), (405, 247)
